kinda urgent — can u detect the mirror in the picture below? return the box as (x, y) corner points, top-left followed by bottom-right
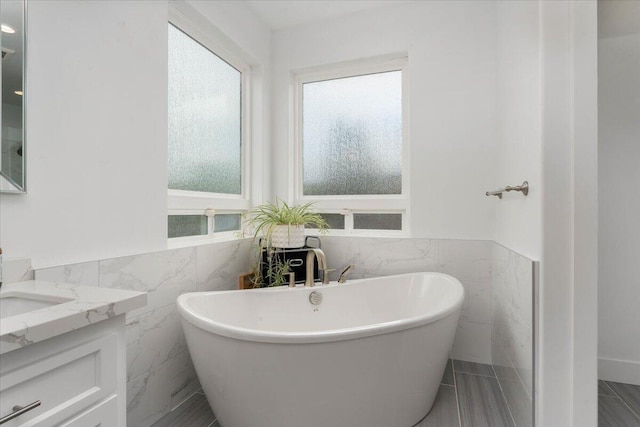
(1, 0), (26, 193)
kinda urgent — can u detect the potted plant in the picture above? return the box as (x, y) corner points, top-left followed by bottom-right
(245, 199), (328, 248)
(240, 200), (329, 288)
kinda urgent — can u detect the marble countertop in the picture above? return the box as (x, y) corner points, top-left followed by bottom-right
(0, 280), (147, 354)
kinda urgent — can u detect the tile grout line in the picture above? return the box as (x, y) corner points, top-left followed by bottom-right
(453, 369), (497, 379)
(503, 353), (532, 401)
(196, 389), (217, 427)
(197, 389), (218, 427)
(600, 394), (640, 421)
(451, 361), (463, 427)
(452, 360), (497, 378)
(599, 380), (616, 397)
(491, 364), (517, 427)
(452, 359), (497, 378)
(454, 357), (508, 427)
(157, 391), (217, 427)
(169, 390), (202, 413)
(604, 381), (640, 420)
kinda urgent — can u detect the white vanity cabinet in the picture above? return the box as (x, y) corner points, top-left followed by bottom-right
(0, 316), (127, 426)
(0, 280), (145, 426)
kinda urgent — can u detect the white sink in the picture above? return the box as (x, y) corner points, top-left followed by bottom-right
(0, 294), (73, 319)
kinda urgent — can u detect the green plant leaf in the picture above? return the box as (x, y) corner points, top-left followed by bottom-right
(244, 198), (329, 243)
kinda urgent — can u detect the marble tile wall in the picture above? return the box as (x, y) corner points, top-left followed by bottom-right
(491, 243), (536, 427)
(321, 237), (494, 363)
(35, 239), (253, 427)
(32, 236), (534, 426)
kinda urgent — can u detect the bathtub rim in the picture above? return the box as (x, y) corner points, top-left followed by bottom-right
(177, 272), (464, 344)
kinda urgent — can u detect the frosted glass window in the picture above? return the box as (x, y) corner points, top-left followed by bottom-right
(353, 213), (402, 230)
(168, 215), (208, 238)
(302, 71), (402, 195)
(168, 23), (242, 194)
(214, 214), (241, 233)
(306, 213), (345, 230)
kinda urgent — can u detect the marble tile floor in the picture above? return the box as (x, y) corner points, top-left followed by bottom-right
(598, 380), (640, 427)
(154, 359), (520, 427)
(154, 366), (640, 427)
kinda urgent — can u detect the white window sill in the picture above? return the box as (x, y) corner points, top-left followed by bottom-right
(167, 233), (251, 250)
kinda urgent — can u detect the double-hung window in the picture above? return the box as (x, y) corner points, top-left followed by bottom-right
(294, 56), (409, 235)
(167, 15), (250, 242)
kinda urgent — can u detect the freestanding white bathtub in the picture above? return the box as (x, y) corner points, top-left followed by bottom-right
(177, 272), (464, 427)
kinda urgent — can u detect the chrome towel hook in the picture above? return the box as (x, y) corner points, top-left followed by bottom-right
(486, 181), (529, 199)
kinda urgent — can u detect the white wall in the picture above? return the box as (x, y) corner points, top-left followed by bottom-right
(492, 7), (542, 424)
(539, 1), (598, 426)
(494, 1), (542, 260)
(0, 0), (168, 268)
(598, 2), (640, 384)
(0, 0), (271, 268)
(492, 3), (599, 425)
(570, 2), (598, 424)
(270, 1), (498, 240)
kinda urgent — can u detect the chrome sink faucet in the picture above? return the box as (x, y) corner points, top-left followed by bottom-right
(305, 249), (333, 287)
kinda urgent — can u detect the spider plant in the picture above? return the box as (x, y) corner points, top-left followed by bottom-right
(241, 199), (329, 287)
(244, 199), (328, 241)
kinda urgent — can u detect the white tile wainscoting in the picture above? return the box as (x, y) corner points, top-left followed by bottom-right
(33, 237), (536, 427)
(322, 237), (536, 427)
(322, 237), (496, 363)
(492, 243), (537, 427)
(35, 239), (253, 426)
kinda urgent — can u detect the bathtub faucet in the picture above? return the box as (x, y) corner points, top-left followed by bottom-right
(305, 249), (333, 287)
(338, 264), (354, 283)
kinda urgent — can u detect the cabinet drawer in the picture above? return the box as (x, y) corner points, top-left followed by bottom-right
(59, 395), (118, 427)
(0, 332), (118, 426)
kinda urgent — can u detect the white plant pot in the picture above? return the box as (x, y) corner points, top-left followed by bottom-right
(270, 224), (305, 248)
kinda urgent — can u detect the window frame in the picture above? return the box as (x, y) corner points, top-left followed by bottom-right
(167, 209), (244, 246)
(167, 5), (252, 244)
(292, 56), (410, 236)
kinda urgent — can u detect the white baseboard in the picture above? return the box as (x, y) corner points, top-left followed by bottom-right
(599, 357), (640, 386)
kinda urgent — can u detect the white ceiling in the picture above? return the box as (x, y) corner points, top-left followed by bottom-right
(247, 0), (415, 31)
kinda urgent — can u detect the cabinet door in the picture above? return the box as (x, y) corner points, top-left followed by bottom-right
(58, 395), (118, 427)
(0, 332), (118, 426)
